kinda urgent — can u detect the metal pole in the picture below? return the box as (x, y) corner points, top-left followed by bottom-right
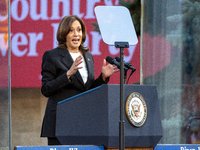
(140, 0), (144, 85)
(8, 0), (12, 149)
(119, 47), (125, 150)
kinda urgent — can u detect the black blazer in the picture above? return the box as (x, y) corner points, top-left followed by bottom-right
(41, 48), (108, 137)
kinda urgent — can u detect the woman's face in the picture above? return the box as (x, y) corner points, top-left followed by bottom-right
(66, 20), (82, 51)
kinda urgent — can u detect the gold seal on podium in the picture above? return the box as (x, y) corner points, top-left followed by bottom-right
(125, 92), (147, 127)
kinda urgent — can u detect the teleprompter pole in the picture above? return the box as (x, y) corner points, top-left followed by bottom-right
(115, 42), (129, 150)
(120, 47), (125, 150)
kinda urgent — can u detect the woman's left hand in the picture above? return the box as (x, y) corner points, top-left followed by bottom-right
(101, 59), (119, 81)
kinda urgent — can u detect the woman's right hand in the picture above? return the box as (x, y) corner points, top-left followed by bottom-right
(66, 55), (83, 79)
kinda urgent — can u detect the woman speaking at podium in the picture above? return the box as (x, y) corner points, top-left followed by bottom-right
(40, 15), (119, 145)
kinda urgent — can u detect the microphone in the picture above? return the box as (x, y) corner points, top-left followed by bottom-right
(106, 56), (128, 70)
(115, 56), (136, 72)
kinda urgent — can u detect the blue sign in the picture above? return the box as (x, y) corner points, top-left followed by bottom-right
(14, 145), (104, 150)
(155, 144), (200, 150)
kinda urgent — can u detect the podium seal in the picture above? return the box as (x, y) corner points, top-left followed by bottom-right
(125, 92), (147, 127)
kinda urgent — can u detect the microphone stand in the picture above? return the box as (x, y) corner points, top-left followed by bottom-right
(115, 41), (129, 150)
(124, 69), (128, 84)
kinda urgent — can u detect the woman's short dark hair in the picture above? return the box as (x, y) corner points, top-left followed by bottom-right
(57, 15), (89, 53)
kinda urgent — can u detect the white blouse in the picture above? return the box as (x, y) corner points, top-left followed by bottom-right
(70, 52), (88, 84)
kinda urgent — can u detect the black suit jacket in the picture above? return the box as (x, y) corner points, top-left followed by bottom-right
(41, 48), (108, 137)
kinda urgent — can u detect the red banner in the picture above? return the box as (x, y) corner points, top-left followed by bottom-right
(5, 0), (140, 88)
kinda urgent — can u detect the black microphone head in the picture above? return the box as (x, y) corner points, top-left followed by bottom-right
(106, 56), (121, 69)
(106, 56), (115, 64)
(115, 56), (120, 62)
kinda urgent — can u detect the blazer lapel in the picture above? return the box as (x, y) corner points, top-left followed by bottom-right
(59, 48), (73, 69)
(59, 48), (84, 85)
